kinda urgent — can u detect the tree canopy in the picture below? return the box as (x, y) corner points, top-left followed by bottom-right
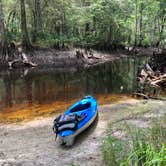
(0, 0), (166, 50)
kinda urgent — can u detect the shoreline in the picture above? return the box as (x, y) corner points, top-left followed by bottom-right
(0, 99), (165, 165)
(0, 46), (157, 70)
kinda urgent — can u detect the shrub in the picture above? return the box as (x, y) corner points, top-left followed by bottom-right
(101, 125), (166, 166)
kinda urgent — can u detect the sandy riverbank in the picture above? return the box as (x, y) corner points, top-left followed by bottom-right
(0, 99), (165, 166)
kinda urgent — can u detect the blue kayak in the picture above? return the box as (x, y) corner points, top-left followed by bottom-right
(53, 96), (98, 146)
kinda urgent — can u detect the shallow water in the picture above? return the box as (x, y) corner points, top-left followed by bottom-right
(0, 56), (149, 122)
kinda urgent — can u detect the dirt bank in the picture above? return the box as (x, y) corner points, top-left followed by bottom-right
(0, 48), (128, 69)
(26, 48), (127, 68)
(0, 99), (165, 166)
(1, 46), (164, 70)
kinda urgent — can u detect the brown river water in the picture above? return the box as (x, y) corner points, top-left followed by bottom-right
(0, 56), (149, 123)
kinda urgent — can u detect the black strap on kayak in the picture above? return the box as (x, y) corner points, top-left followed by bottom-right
(53, 113), (86, 142)
(53, 116), (60, 141)
(53, 125), (58, 141)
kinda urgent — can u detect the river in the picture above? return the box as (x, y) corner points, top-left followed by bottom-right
(0, 56), (149, 123)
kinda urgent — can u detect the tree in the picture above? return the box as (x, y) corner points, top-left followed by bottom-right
(0, 0), (8, 59)
(20, 0), (32, 49)
(138, 1), (143, 46)
(134, 0), (138, 46)
(28, 0), (42, 42)
(157, 0), (166, 46)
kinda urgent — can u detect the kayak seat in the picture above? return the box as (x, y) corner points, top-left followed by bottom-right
(70, 102), (91, 113)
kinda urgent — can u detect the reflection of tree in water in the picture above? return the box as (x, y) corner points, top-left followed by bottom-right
(24, 76), (33, 105)
(3, 71), (12, 107)
(0, 69), (33, 109)
(80, 57), (149, 95)
(80, 59), (134, 94)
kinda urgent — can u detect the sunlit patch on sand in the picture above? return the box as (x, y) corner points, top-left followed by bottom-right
(0, 94), (131, 123)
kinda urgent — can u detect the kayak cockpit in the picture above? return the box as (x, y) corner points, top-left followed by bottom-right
(69, 101), (91, 113)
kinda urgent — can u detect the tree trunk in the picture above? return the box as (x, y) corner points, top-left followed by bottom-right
(0, 0), (8, 60)
(20, 0), (32, 50)
(32, 0), (42, 42)
(159, 17), (165, 46)
(134, 0), (138, 46)
(139, 3), (143, 46)
(61, 1), (67, 36)
(35, 0), (42, 31)
(152, 16), (157, 46)
(7, 11), (16, 33)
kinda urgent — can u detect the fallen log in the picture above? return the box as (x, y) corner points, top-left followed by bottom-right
(8, 60), (37, 68)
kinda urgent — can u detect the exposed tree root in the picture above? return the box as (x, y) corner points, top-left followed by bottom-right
(7, 43), (37, 68)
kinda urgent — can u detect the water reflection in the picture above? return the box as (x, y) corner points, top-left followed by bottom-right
(0, 56), (149, 122)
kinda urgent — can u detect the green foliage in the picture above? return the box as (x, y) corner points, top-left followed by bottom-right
(2, 0), (166, 48)
(101, 125), (166, 166)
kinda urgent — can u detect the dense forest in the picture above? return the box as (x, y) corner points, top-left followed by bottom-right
(0, 0), (166, 53)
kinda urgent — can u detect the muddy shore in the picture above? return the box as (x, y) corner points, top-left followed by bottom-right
(19, 49), (126, 68)
(20, 46), (159, 67)
(0, 99), (165, 166)
(1, 46), (153, 69)
(0, 46), (163, 70)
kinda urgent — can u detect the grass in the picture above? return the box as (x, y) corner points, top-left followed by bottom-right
(101, 123), (166, 166)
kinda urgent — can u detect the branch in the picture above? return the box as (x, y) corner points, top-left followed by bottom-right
(132, 93), (149, 99)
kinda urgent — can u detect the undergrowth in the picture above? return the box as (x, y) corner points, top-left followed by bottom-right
(102, 123), (166, 166)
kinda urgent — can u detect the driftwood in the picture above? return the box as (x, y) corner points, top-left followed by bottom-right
(8, 46), (37, 68)
(150, 74), (166, 87)
(134, 49), (166, 100)
(138, 63), (166, 89)
(136, 60), (166, 100)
